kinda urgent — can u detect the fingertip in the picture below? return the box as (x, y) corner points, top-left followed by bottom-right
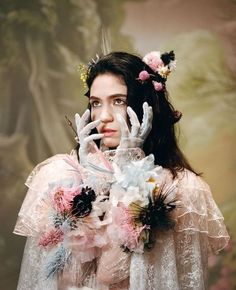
(126, 107), (132, 116)
(127, 106), (134, 116)
(94, 119), (101, 124)
(75, 113), (81, 123)
(94, 133), (104, 140)
(84, 109), (90, 117)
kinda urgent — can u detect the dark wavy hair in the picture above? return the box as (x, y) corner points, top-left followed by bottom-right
(80, 51), (199, 178)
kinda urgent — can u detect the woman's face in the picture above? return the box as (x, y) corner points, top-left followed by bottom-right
(90, 73), (128, 148)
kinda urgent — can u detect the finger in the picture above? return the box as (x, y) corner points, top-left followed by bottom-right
(139, 102), (148, 134)
(80, 119), (101, 138)
(75, 109), (90, 133)
(79, 109), (90, 129)
(148, 106), (153, 124)
(116, 114), (129, 138)
(75, 113), (81, 133)
(127, 106), (140, 137)
(140, 104), (152, 137)
(83, 134), (104, 147)
(140, 106), (153, 139)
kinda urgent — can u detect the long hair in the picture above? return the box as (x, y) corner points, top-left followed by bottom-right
(81, 51), (200, 178)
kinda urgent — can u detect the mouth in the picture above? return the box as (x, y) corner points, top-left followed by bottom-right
(101, 129), (117, 137)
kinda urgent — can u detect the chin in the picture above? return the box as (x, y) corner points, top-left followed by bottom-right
(102, 137), (119, 149)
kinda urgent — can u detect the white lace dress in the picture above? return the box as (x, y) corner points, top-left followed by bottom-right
(14, 149), (229, 290)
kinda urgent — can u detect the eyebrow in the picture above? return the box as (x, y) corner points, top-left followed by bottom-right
(89, 94), (127, 100)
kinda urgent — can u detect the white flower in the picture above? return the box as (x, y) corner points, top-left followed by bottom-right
(169, 60), (177, 71)
(111, 154), (163, 206)
(114, 154), (160, 188)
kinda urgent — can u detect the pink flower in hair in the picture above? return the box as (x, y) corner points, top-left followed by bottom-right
(143, 51), (164, 72)
(138, 70), (150, 81)
(152, 81), (163, 91)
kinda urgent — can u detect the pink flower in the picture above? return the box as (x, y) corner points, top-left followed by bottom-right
(67, 225), (107, 263)
(152, 81), (163, 91)
(138, 70), (150, 81)
(143, 51), (164, 72)
(52, 186), (81, 213)
(108, 206), (146, 252)
(39, 229), (63, 247)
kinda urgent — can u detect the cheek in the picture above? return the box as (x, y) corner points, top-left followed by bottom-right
(90, 110), (97, 121)
(115, 107), (128, 123)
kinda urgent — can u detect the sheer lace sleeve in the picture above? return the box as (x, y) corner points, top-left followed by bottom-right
(172, 169), (230, 255)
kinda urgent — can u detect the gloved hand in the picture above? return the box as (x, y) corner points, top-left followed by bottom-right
(117, 102), (153, 149)
(75, 109), (103, 166)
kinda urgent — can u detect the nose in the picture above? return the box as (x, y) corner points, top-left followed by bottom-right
(100, 105), (114, 123)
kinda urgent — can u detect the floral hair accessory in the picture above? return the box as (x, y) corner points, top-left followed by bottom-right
(152, 81), (163, 92)
(138, 70), (151, 81)
(142, 51), (164, 73)
(143, 50), (176, 78)
(77, 64), (88, 88)
(138, 50), (176, 92)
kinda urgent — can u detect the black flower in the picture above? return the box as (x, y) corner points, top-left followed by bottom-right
(71, 186), (96, 218)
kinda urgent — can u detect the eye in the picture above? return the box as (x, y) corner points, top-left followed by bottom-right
(114, 98), (127, 106)
(90, 100), (101, 108)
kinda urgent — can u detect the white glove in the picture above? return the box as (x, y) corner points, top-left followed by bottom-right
(117, 102), (153, 149)
(75, 109), (103, 166)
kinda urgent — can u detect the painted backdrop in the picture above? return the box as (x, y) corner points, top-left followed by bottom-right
(0, 1), (235, 289)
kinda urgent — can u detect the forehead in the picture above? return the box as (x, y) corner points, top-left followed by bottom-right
(90, 73), (127, 99)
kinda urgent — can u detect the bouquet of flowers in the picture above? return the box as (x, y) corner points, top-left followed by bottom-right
(107, 154), (179, 253)
(38, 159), (109, 278)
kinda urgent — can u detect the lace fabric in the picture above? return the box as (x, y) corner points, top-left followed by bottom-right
(128, 168), (229, 290)
(14, 149), (229, 290)
(130, 231), (208, 290)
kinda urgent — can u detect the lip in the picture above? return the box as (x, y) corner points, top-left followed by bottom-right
(101, 128), (117, 137)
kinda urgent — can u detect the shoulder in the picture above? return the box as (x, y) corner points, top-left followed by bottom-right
(14, 150), (82, 236)
(161, 167), (210, 194)
(25, 150), (81, 190)
(161, 167), (216, 217)
(176, 169), (211, 193)
(163, 168), (226, 227)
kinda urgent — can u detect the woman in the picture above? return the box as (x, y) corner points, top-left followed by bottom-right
(14, 51), (229, 290)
